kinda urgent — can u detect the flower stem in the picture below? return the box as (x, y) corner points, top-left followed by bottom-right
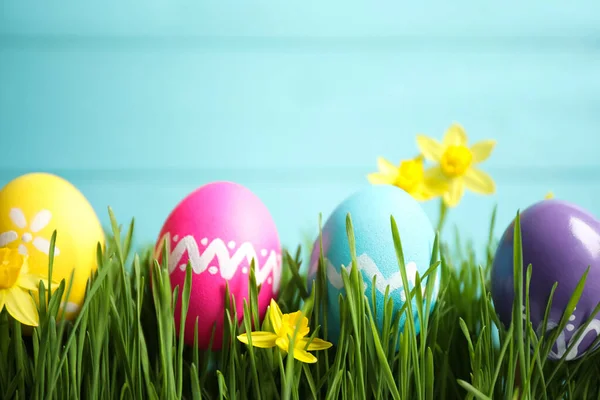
(436, 199), (448, 235)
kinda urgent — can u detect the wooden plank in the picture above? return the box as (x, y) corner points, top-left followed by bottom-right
(1, 47), (599, 170)
(1, 1), (599, 36)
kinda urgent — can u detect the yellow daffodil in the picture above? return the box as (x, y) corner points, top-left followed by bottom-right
(367, 155), (444, 201)
(0, 247), (49, 326)
(237, 299), (332, 363)
(416, 123), (496, 207)
(545, 192), (554, 200)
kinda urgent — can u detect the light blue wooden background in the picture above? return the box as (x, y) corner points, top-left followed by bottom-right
(1, 1), (599, 257)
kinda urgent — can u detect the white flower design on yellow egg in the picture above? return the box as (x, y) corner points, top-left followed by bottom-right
(0, 208), (60, 256)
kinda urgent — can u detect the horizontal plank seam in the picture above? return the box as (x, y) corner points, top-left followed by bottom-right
(0, 167), (597, 184)
(0, 34), (598, 52)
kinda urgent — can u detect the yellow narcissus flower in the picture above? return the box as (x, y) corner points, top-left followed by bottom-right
(237, 299), (332, 364)
(367, 155), (443, 201)
(0, 247), (50, 326)
(416, 123), (496, 207)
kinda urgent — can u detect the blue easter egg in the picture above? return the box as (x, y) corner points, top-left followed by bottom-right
(307, 185), (439, 345)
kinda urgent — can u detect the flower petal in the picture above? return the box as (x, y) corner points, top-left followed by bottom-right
(416, 135), (444, 162)
(276, 336), (290, 352)
(18, 273), (53, 292)
(367, 172), (396, 185)
(269, 299), (283, 334)
(0, 231), (18, 247)
(464, 168), (495, 195)
(377, 157), (399, 174)
(18, 244), (28, 255)
(470, 140), (496, 163)
(300, 337), (333, 351)
(237, 331), (278, 348)
(5, 288), (39, 326)
(33, 237), (60, 256)
(17, 275), (44, 291)
(409, 190), (429, 201)
(9, 208), (27, 229)
(0, 290), (6, 312)
(410, 183), (441, 202)
(423, 166), (449, 194)
(443, 179), (465, 207)
(30, 210), (52, 233)
(424, 165), (445, 180)
(443, 123), (468, 146)
(292, 348), (318, 364)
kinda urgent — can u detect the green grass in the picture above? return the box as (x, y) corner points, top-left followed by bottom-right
(1, 205), (600, 400)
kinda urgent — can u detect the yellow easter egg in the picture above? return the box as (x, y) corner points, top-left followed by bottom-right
(0, 172), (105, 320)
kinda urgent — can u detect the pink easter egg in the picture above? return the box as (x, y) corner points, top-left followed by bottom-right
(154, 181), (282, 350)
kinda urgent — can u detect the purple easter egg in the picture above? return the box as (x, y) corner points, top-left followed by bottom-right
(491, 199), (600, 361)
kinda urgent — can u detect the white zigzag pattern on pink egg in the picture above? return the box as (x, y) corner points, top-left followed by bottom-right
(154, 233), (282, 291)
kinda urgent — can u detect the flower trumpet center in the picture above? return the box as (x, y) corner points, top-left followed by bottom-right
(0, 248), (25, 289)
(277, 311), (310, 343)
(395, 158), (425, 192)
(440, 145), (473, 177)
